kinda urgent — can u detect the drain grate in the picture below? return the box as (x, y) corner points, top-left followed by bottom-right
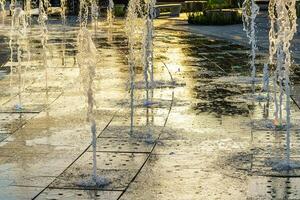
(248, 130), (300, 177)
(248, 176), (300, 199)
(88, 138), (153, 153)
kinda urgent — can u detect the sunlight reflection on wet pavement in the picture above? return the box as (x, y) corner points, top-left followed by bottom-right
(0, 17), (299, 199)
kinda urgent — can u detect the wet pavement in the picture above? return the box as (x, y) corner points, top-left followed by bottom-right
(0, 16), (299, 200)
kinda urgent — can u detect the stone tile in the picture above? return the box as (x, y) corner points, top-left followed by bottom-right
(0, 186), (42, 200)
(36, 189), (122, 200)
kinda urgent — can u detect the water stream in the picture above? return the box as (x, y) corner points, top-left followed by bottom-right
(268, 0), (298, 171)
(242, 0), (259, 92)
(77, 0), (109, 187)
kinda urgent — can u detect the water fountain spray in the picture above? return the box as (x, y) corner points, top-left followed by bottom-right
(60, 0), (66, 26)
(143, 0), (156, 87)
(10, 4), (28, 111)
(126, 0), (156, 141)
(77, 0), (109, 187)
(0, 0), (6, 24)
(91, 0), (98, 33)
(9, 0), (15, 14)
(107, 0), (114, 28)
(77, 28), (98, 183)
(24, 0), (31, 25)
(269, 0), (281, 125)
(23, 0), (31, 89)
(142, 0), (157, 100)
(262, 64), (270, 94)
(242, 0), (259, 92)
(268, 0), (297, 170)
(125, 0), (143, 134)
(143, 0), (156, 142)
(38, 0), (50, 107)
(61, 0), (66, 67)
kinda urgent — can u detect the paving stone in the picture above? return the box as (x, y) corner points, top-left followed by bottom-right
(0, 186), (43, 200)
(36, 189), (122, 200)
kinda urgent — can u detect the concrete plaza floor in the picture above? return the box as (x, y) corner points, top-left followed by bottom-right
(0, 15), (299, 200)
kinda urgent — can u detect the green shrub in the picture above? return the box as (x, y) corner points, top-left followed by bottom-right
(208, 0), (228, 9)
(207, 0), (241, 9)
(114, 4), (126, 17)
(188, 10), (242, 25)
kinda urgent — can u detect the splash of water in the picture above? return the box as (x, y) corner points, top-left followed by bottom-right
(268, 0), (297, 169)
(242, 0), (259, 92)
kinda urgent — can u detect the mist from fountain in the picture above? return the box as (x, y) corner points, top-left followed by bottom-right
(242, 0), (259, 92)
(268, 0), (298, 171)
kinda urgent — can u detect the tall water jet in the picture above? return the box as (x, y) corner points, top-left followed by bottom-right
(77, 0), (109, 187)
(262, 64), (270, 94)
(269, 0), (285, 126)
(24, 0), (31, 25)
(11, 6), (28, 110)
(77, 28), (98, 183)
(10, 7), (27, 111)
(91, 0), (98, 33)
(60, 0), (66, 25)
(142, 0), (156, 144)
(24, 0), (31, 88)
(126, 0), (156, 141)
(38, 0), (50, 106)
(107, 0), (114, 28)
(61, 0), (66, 67)
(268, 0), (297, 170)
(125, 0), (143, 134)
(143, 0), (156, 87)
(0, 0), (5, 24)
(242, 0), (259, 92)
